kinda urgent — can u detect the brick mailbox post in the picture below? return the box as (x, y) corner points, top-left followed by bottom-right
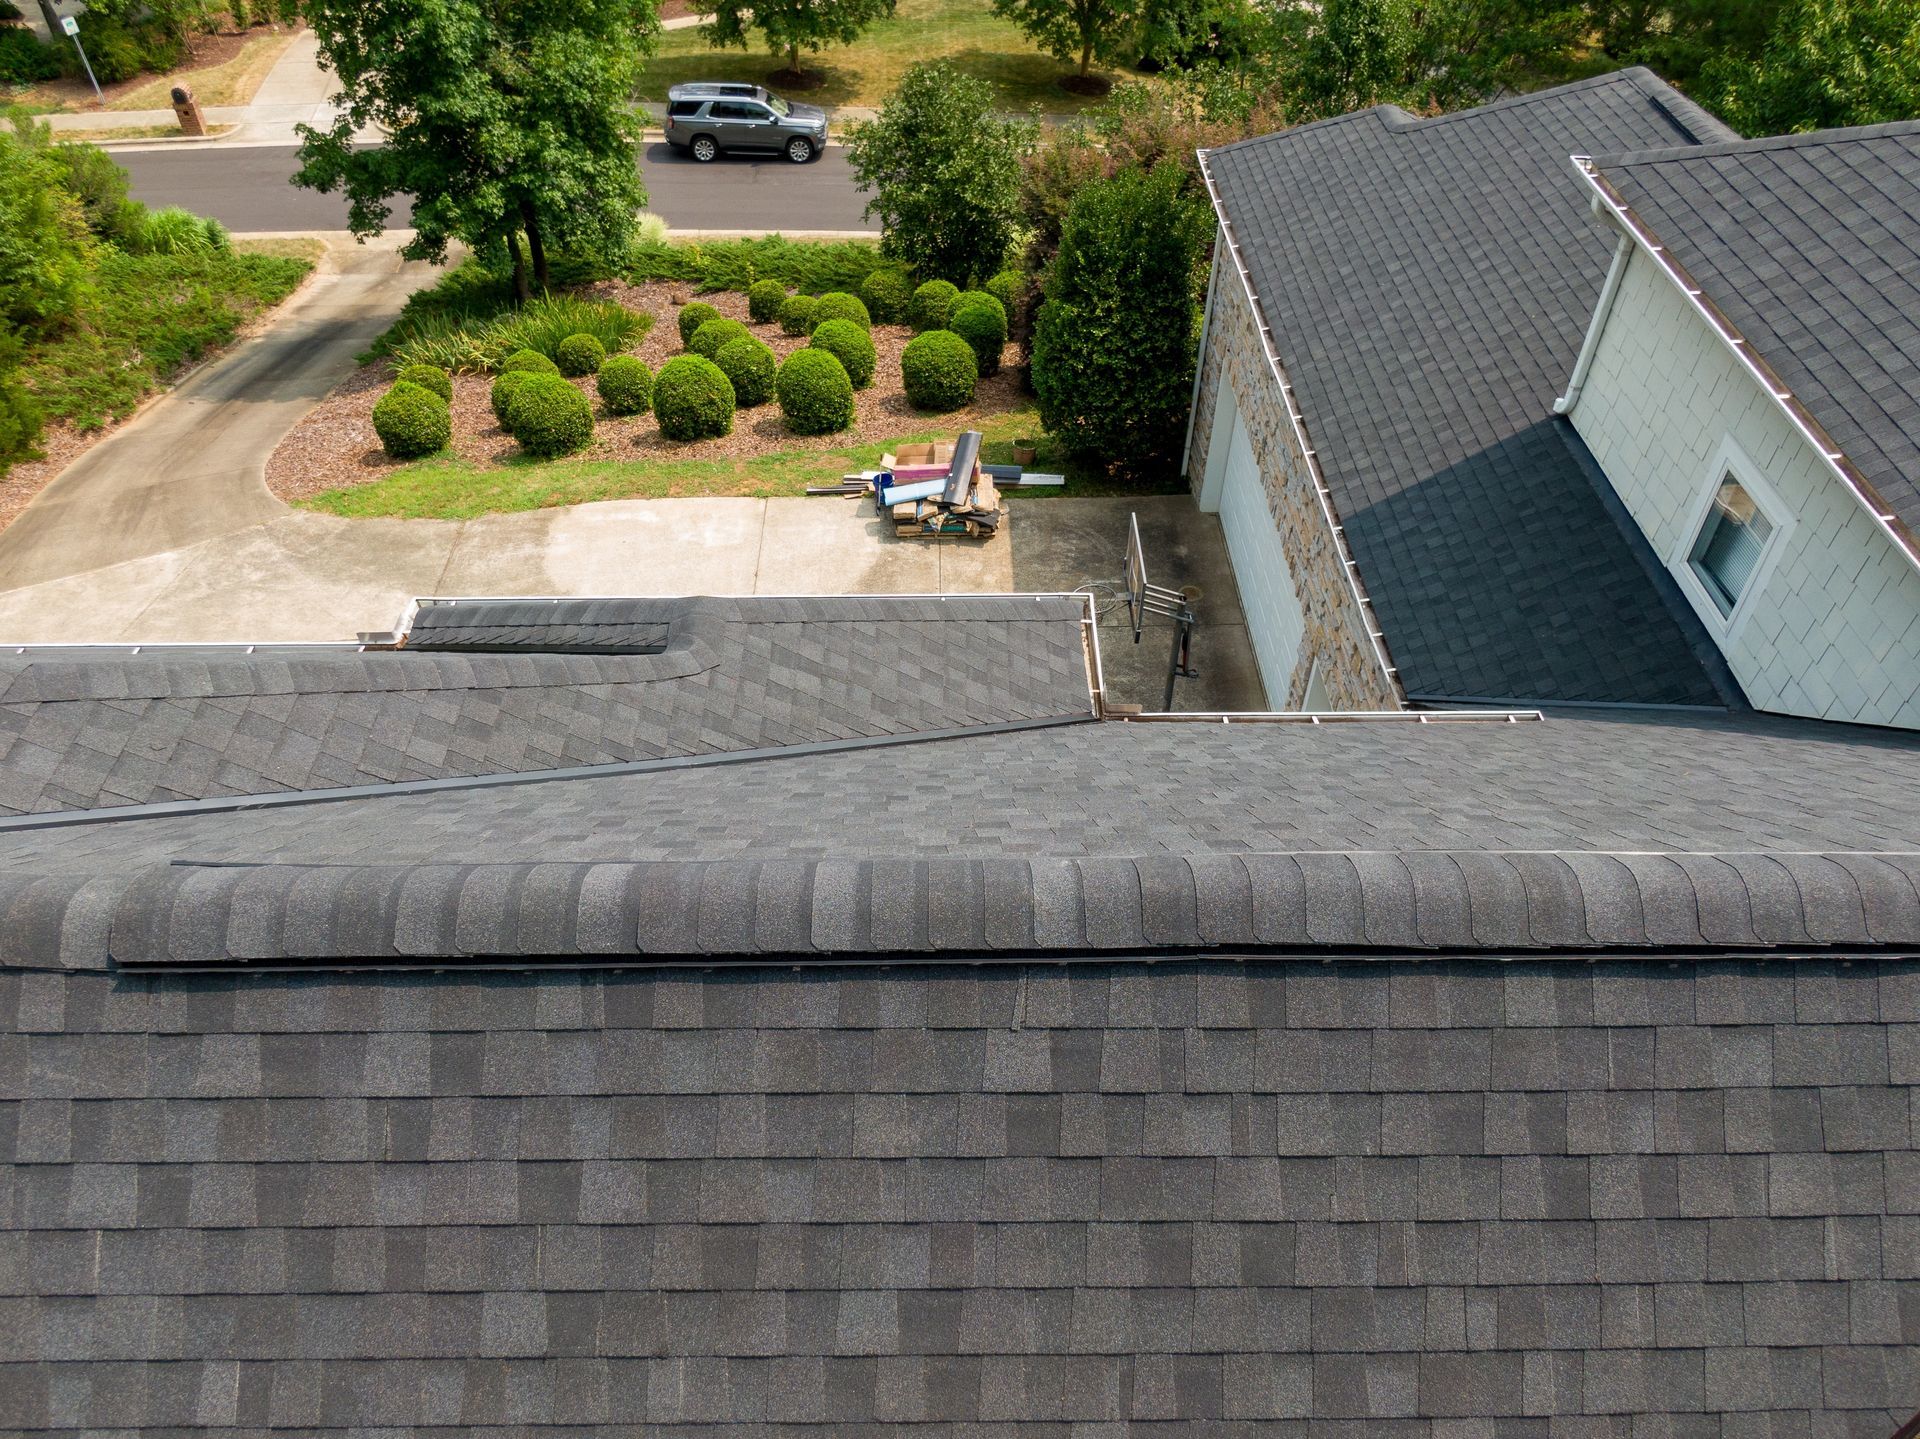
(171, 84), (207, 136)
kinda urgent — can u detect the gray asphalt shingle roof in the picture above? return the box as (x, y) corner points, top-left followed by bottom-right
(7, 707), (1919, 967)
(2, 602), (1918, 1431)
(0, 596), (1096, 817)
(1, 957), (1916, 1432)
(1586, 122), (1920, 553)
(1202, 69), (1738, 706)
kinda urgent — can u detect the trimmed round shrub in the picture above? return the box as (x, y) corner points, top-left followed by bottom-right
(778, 293), (817, 337)
(907, 279), (960, 333)
(500, 348), (560, 377)
(859, 268), (913, 325)
(554, 332), (607, 377)
(985, 270), (1024, 312)
(372, 381), (451, 460)
(505, 373), (594, 458)
(808, 318), (876, 389)
(900, 329), (978, 412)
(653, 355), (736, 441)
(809, 291), (871, 332)
(491, 369), (533, 426)
(715, 336), (777, 408)
(396, 363), (452, 401)
(690, 317), (751, 360)
(677, 301), (721, 349)
(948, 292), (1008, 377)
(597, 355), (654, 417)
(776, 348), (855, 436)
(747, 279), (788, 324)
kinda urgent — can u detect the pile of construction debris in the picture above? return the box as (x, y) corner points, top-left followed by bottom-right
(806, 430), (1064, 539)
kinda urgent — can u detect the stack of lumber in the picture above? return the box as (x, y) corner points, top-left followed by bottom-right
(879, 432), (1003, 539)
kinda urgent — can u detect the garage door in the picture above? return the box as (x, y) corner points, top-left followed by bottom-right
(1207, 389), (1307, 706)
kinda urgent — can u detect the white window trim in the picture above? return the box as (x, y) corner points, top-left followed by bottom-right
(1668, 435), (1795, 647)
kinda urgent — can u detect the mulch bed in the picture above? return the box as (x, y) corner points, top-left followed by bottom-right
(265, 280), (1027, 504)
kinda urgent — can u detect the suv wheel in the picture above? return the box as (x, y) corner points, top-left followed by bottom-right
(691, 135), (719, 163)
(785, 136), (814, 164)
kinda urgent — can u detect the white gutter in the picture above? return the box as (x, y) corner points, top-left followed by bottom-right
(1180, 222), (1226, 477)
(1570, 154), (1920, 579)
(1194, 148), (1407, 709)
(1552, 222), (1632, 415)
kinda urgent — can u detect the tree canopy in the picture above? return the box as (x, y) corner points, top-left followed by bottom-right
(846, 61), (1035, 284)
(1695, 0), (1920, 133)
(294, 0), (658, 302)
(1031, 163), (1210, 478)
(703, 0), (896, 79)
(990, 0), (1142, 82)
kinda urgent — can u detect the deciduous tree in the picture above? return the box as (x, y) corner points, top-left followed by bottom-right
(703, 0), (896, 82)
(990, 0), (1142, 86)
(1696, 0), (1920, 133)
(846, 61), (1035, 284)
(294, 0), (658, 304)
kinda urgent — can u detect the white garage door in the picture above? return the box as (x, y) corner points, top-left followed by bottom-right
(1205, 388), (1307, 707)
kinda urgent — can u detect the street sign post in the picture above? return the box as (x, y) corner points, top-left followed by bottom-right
(61, 14), (105, 106)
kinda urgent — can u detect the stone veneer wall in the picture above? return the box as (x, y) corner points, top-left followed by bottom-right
(1187, 250), (1402, 712)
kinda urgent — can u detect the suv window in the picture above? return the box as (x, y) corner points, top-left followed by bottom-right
(667, 100), (703, 118)
(711, 102), (767, 120)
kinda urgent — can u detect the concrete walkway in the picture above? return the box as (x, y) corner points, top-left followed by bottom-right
(44, 30), (380, 146)
(0, 234), (437, 594)
(0, 498), (1011, 643)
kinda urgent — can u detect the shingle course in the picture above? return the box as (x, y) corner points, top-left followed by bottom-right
(0, 597), (1094, 817)
(1203, 70), (1734, 703)
(1589, 123), (1920, 545)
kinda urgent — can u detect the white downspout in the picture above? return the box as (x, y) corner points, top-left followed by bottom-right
(1553, 221), (1632, 416)
(1181, 217), (1226, 479)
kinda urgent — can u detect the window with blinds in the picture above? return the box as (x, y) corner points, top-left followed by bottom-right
(1687, 475), (1775, 616)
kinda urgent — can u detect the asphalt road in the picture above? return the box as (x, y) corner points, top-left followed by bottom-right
(115, 141), (877, 234)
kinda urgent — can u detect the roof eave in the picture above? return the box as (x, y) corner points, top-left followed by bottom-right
(1571, 154), (1920, 580)
(1194, 147), (1410, 710)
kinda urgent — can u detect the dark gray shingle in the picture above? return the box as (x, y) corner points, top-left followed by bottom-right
(1589, 122), (1920, 549)
(1203, 69), (1737, 704)
(0, 596), (1095, 817)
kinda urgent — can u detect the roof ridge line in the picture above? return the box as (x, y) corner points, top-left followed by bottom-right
(1593, 117), (1920, 167)
(0, 712), (1099, 834)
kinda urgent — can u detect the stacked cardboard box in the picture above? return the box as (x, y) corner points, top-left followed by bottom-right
(879, 432), (1002, 539)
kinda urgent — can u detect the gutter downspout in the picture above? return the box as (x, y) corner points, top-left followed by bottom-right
(1553, 219), (1632, 416)
(1181, 215), (1226, 483)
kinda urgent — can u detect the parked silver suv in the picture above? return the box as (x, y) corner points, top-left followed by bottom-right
(664, 83), (829, 164)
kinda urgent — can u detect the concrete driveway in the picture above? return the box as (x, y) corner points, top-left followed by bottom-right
(0, 497), (1011, 643)
(0, 234), (438, 593)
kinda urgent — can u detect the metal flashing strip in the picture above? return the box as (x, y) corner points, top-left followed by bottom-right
(1113, 709), (1543, 724)
(1571, 154), (1920, 580)
(0, 642), (374, 654)
(0, 713), (1100, 834)
(1406, 692), (1733, 714)
(110, 940), (1920, 976)
(1194, 149), (1409, 711)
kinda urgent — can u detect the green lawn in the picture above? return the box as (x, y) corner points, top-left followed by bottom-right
(299, 407), (1182, 520)
(638, 0), (1139, 112)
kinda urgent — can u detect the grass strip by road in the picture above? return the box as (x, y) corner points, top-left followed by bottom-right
(107, 27), (300, 110)
(13, 27), (299, 114)
(637, 0), (1136, 112)
(299, 408), (1182, 519)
